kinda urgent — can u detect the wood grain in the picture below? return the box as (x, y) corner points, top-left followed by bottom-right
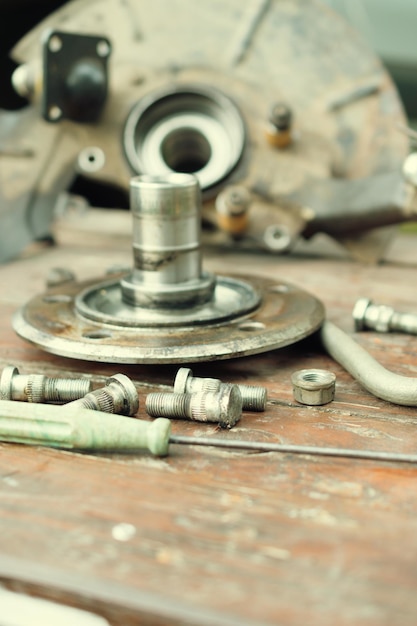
(1, 234), (417, 624)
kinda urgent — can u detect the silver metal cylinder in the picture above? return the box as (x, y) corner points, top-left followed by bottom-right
(0, 365), (91, 403)
(121, 173), (215, 307)
(146, 385), (242, 428)
(173, 367), (267, 411)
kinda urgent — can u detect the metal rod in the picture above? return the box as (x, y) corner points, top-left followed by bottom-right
(169, 435), (417, 464)
(320, 320), (417, 406)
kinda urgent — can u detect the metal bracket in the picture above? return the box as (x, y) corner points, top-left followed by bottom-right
(42, 30), (111, 123)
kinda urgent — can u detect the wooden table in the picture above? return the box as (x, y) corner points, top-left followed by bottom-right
(1, 225), (417, 625)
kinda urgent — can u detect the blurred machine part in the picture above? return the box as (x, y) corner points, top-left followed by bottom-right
(323, 0), (417, 120)
(0, 0), (413, 263)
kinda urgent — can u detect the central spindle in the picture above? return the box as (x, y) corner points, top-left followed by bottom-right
(121, 173), (215, 308)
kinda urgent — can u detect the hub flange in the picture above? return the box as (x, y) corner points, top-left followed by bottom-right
(13, 276), (324, 364)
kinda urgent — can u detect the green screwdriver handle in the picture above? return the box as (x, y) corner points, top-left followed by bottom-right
(0, 400), (171, 456)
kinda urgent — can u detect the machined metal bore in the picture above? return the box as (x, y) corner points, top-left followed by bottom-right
(123, 84), (245, 191)
(120, 173), (215, 308)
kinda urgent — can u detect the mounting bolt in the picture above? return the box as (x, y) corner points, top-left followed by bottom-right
(265, 102), (293, 148)
(146, 384), (242, 428)
(0, 365), (92, 403)
(215, 185), (251, 237)
(174, 367), (267, 412)
(353, 297), (417, 335)
(291, 369), (336, 406)
(66, 373), (139, 416)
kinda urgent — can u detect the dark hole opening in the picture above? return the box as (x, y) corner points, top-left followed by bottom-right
(161, 127), (211, 174)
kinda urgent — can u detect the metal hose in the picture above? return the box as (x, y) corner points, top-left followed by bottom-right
(320, 320), (417, 406)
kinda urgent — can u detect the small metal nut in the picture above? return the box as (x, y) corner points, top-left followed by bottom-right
(291, 369), (336, 406)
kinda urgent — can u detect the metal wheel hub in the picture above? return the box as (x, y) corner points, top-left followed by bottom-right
(13, 275), (324, 364)
(14, 174), (324, 363)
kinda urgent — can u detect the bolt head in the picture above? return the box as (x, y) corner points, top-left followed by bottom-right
(0, 366), (19, 400)
(217, 384), (242, 428)
(106, 373), (139, 416)
(352, 297), (372, 331)
(174, 367), (193, 394)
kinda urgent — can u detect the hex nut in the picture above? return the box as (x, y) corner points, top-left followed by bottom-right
(291, 369), (336, 406)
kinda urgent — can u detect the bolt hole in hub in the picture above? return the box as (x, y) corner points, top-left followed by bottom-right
(123, 85), (246, 191)
(13, 174), (324, 363)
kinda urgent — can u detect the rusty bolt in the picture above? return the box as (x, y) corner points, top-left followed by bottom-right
(0, 365), (91, 403)
(146, 384), (242, 428)
(174, 367), (267, 412)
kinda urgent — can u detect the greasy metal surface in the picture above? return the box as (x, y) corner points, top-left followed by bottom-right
(12, 276), (324, 363)
(76, 274), (261, 327)
(0, 0), (408, 262)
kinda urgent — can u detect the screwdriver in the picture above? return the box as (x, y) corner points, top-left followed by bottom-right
(0, 400), (171, 456)
(1, 400), (417, 464)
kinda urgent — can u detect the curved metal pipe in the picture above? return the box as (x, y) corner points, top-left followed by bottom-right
(320, 320), (417, 406)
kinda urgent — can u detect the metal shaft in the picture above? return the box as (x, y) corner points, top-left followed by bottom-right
(174, 367), (267, 411)
(0, 365), (91, 403)
(321, 320), (417, 406)
(146, 385), (242, 428)
(169, 435), (417, 464)
(120, 173), (215, 307)
(353, 297), (417, 335)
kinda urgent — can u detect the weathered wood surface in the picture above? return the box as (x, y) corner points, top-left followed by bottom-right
(1, 232), (417, 625)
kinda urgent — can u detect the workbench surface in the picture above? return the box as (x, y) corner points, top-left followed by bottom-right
(1, 228), (417, 626)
